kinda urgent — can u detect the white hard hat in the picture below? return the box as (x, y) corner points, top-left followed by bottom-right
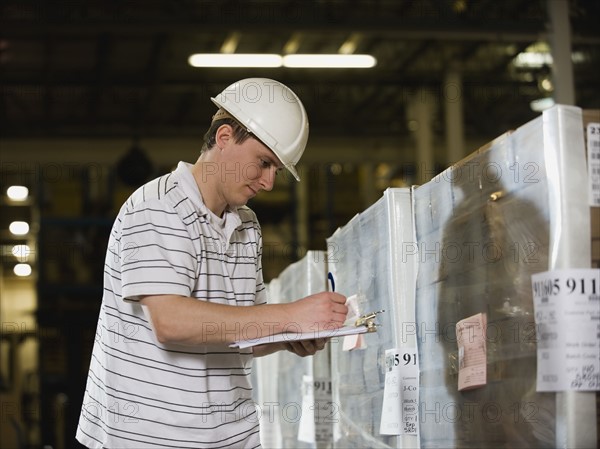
(211, 78), (309, 181)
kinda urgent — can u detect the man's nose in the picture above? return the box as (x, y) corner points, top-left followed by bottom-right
(258, 166), (276, 191)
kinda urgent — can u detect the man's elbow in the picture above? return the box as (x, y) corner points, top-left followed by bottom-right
(141, 295), (182, 344)
(154, 324), (174, 344)
(151, 316), (179, 344)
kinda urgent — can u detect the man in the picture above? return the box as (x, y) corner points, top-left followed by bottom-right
(76, 78), (348, 448)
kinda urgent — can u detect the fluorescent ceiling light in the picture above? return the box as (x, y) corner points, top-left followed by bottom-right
(7, 185), (29, 201)
(514, 50), (587, 69)
(530, 97), (555, 112)
(14, 263), (32, 277)
(283, 54), (376, 68)
(188, 54), (282, 68)
(514, 52), (553, 68)
(188, 53), (377, 69)
(12, 244), (31, 261)
(9, 221), (29, 236)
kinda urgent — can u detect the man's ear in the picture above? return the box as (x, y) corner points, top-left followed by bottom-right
(215, 124), (233, 149)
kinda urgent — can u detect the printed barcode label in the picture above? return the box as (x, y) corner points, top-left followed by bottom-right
(588, 123), (600, 207)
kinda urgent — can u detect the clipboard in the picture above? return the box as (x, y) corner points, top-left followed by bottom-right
(229, 310), (384, 349)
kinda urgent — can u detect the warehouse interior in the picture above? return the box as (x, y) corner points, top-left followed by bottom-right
(1, 1), (599, 448)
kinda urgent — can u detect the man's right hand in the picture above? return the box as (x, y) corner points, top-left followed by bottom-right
(287, 292), (348, 332)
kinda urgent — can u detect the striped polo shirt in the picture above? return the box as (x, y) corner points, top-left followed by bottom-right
(76, 162), (266, 448)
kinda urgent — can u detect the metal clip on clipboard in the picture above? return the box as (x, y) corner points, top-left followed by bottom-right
(327, 273), (384, 334)
(354, 309), (385, 332)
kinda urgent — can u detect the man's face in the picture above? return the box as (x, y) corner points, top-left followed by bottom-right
(219, 135), (283, 208)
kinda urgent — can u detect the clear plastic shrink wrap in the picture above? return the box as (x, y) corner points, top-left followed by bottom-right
(414, 105), (593, 448)
(259, 106), (594, 449)
(254, 252), (330, 448)
(327, 189), (417, 449)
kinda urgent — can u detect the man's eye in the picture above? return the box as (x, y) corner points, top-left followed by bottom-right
(259, 159), (270, 168)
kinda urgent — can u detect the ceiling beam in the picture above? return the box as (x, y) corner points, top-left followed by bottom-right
(0, 74), (552, 90)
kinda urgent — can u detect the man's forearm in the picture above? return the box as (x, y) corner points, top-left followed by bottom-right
(140, 291), (347, 347)
(141, 295), (292, 346)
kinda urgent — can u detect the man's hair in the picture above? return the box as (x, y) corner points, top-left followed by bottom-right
(201, 118), (253, 154)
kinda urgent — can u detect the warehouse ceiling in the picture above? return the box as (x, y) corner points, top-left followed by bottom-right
(1, 0), (599, 142)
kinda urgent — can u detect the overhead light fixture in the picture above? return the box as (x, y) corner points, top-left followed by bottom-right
(188, 53), (377, 69)
(283, 54), (376, 68)
(283, 33), (302, 54)
(220, 32), (241, 54)
(9, 221), (29, 236)
(188, 54), (283, 68)
(538, 76), (554, 93)
(338, 33), (362, 55)
(514, 49), (586, 69)
(7, 185), (29, 201)
(14, 263), (32, 277)
(530, 97), (555, 112)
(514, 42), (553, 69)
(12, 244), (31, 262)
(514, 52), (553, 68)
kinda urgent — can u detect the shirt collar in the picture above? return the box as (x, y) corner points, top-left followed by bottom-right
(174, 161), (242, 229)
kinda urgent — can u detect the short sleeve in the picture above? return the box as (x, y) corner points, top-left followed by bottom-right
(119, 200), (198, 301)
